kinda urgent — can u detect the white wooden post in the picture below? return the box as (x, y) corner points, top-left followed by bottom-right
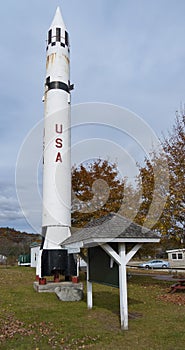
(36, 249), (42, 278)
(119, 243), (128, 330)
(76, 257), (80, 277)
(86, 259), (93, 309)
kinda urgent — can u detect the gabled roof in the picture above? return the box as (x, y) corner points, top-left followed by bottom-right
(30, 242), (41, 248)
(166, 248), (185, 253)
(61, 213), (160, 249)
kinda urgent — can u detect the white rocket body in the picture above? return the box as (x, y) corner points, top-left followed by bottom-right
(42, 7), (72, 249)
(37, 8), (75, 279)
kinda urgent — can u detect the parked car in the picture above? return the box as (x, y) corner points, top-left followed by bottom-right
(139, 259), (169, 269)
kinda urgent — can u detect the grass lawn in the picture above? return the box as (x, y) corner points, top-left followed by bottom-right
(0, 266), (185, 349)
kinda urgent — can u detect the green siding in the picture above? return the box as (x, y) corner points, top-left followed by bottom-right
(88, 244), (119, 288)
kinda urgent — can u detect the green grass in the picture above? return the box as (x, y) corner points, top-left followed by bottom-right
(0, 266), (185, 349)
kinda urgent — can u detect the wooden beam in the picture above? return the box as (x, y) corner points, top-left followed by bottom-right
(125, 243), (142, 264)
(101, 243), (121, 265)
(101, 243), (142, 266)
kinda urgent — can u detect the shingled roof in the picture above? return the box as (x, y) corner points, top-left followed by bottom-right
(61, 213), (160, 249)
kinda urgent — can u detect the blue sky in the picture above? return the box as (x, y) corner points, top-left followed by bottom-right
(0, 0), (185, 232)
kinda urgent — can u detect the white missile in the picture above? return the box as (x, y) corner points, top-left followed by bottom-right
(37, 7), (75, 281)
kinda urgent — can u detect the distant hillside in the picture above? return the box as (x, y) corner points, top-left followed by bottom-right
(0, 227), (41, 260)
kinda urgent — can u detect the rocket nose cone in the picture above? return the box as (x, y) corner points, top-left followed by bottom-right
(50, 6), (66, 29)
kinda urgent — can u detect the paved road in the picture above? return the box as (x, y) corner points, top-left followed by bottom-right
(130, 271), (180, 282)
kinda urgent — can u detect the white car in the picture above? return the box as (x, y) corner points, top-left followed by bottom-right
(139, 259), (169, 269)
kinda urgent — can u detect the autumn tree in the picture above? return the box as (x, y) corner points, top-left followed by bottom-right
(135, 153), (169, 229)
(71, 111), (185, 244)
(136, 112), (185, 242)
(162, 112), (185, 241)
(71, 159), (124, 227)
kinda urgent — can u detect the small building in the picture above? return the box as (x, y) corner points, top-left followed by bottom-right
(18, 254), (31, 266)
(166, 249), (185, 268)
(30, 242), (41, 268)
(0, 254), (7, 265)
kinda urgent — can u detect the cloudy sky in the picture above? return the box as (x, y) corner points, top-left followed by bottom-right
(0, 0), (185, 233)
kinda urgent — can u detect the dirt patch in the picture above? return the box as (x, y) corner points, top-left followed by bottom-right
(128, 312), (143, 319)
